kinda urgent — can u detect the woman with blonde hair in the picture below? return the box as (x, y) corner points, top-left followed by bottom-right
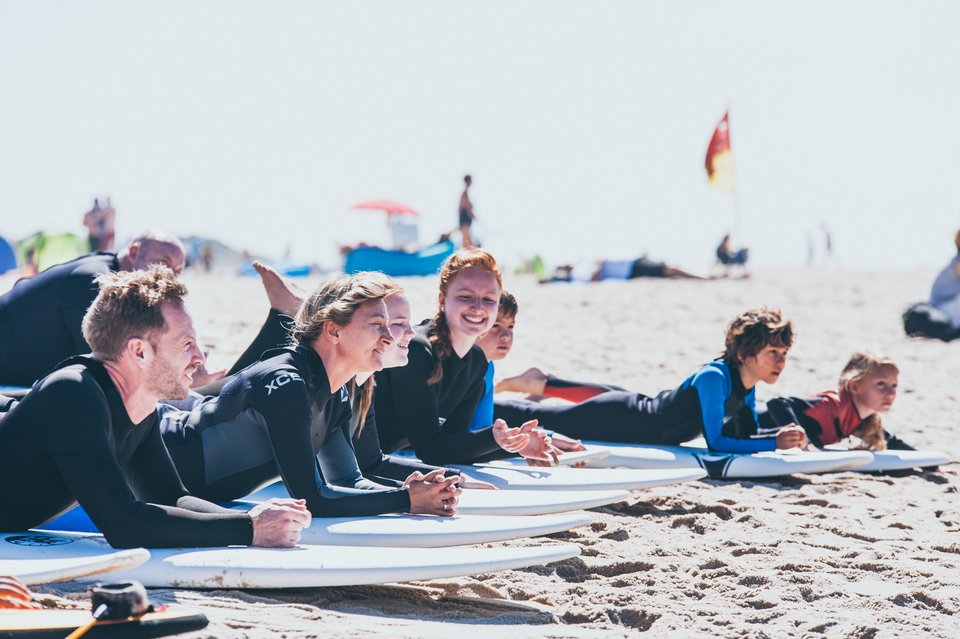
(373, 248), (559, 466)
(761, 351), (913, 451)
(158, 272), (460, 517)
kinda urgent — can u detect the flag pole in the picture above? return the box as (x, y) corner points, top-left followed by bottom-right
(728, 103), (742, 243)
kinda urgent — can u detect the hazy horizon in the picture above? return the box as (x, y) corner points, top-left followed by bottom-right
(2, 1), (959, 271)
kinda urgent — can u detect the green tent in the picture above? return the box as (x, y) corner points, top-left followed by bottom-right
(16, 232), (88, 272)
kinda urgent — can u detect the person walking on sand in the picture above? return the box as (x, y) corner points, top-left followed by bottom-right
(458, 175), (476, 248)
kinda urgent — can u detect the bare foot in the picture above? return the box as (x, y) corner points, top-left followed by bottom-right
(253, 261), (303, 316)
(495, 367), (548, 394)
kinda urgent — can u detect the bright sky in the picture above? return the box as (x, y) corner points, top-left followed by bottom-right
(2, 1), (958, 270)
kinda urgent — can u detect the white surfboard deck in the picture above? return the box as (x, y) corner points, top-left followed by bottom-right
(0, 532), (150, 586)
(243, 481), (631, 516)
(823, 445), (951, 472)
(43, 505), (591, 548)
(452, 465), (707, 491)
(580, 439), (874, 478)
(455, 487), (630, 515)
(8, 530), (581, 588)
(233, 512), (592, 547)
(551, 449), (610, 465)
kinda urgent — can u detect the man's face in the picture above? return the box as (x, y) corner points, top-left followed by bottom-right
(476, 312), (515, 362)
(131, 240), (186, 276)
(145, 302), (203, 399)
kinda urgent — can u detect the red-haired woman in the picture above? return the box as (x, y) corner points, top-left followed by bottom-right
(373, 248), (558, 465)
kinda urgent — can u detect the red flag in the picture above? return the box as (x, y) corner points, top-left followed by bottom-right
(705, 112), (734, 192)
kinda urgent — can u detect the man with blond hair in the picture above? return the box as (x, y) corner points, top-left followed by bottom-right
(0, 266), (309, 549)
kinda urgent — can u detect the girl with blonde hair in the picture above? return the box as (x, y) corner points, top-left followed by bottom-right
(762, 351), (912, 451)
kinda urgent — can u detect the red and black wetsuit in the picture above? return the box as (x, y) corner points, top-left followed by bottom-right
(760, 390), (914, 450)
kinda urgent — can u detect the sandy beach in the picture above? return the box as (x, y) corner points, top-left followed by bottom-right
(13, 266), (960, 638)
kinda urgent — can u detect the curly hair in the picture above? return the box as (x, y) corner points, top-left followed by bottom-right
(722, 307), (794, 367)
(82, 265), (189, 362)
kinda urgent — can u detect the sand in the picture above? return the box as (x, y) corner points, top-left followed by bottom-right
(12, 266), (960, 638)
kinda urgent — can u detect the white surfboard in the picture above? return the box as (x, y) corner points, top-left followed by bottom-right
(41, 506), (591, 548)
(451, 465), (707, 491)
(249, 512), (592, 547)
(823, 445), (952, 472)
(552, 449), (610, 466)
(0, 532), (150, 586)
(455, 488), (630, 515)
(243, 481), (631, 516)
(580, 439), (874, 478)
(2, 530), (583, 588)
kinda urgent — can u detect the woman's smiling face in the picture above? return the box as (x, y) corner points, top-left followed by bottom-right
(381, 293), (415, 368)
(440, 268), (500, 342)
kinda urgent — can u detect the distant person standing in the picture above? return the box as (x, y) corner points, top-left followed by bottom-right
(458, 175), (476, 248)
(82, 198), (116, 252)
(930, 229), (960, 327)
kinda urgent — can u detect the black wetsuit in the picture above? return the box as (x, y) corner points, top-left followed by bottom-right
(493, 387), (704, 444)
(0, 253), (118, 386)
(0, 357), (252, 549)
(492, 360), (765, 452)
(349, 394), (460, 486)
(160, 346), (413, 516)
(373, 322), (503, 465)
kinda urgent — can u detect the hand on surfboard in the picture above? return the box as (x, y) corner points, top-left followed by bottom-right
(0, 576), (41, 610)
(404, 469), (462, 516)
(775, 425), (808, 451)
(513, 421), (561, 467)
(492, 419), (531, 453)
(550, 433), (589, 467)
(249, 499), (312, 547)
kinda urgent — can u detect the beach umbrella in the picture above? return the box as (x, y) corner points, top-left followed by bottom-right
(352, 199), (419, 216)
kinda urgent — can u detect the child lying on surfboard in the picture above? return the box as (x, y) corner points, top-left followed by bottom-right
(478, 304), (808, 454)
(759, 351), (915, 451)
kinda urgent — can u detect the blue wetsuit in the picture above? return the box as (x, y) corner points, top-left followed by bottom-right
(0, 357), (252, 549)
(491, 360), (775, 453)
(469, 361), (496, 431)
(160, 346), (412, 517)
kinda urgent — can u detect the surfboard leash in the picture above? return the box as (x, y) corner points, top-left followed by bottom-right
(64, 581), (156, 639)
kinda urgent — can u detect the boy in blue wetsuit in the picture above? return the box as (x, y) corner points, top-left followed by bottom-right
(477, 304), (808, 453)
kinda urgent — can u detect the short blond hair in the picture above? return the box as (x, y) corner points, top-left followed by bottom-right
(82, 266), (188, 362)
